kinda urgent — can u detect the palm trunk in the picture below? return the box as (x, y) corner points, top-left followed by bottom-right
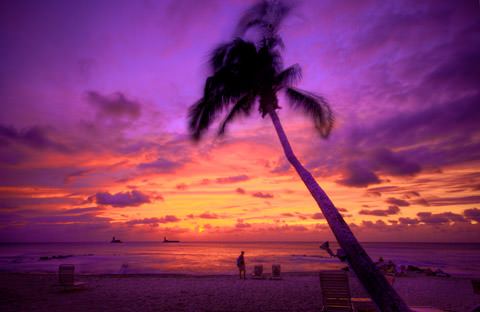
(268, 110), (410, 312)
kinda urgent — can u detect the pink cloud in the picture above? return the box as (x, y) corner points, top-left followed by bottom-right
(94, 190), (150, 207)
(126, 215), (181, 226)
(359, 206), (400, 217)
(216, 175), (250, 184)
(86, 91), (141, 120)
(251, 192), (273, 199)
(198, 212), (219, 219)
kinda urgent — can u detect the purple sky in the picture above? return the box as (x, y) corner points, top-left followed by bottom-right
(1, 0), (479, 242)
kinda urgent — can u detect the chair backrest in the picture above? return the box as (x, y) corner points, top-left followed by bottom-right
(272, 264), (281, 277)
(59, 264), (75, 285)
(319, 270), (352, 312)
(254, 265), (263, 276)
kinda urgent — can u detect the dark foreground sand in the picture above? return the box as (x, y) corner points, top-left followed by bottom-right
(1, 272), (479, 312)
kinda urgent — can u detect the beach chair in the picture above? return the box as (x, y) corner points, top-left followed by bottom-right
(319, 270), (354, 312)
(271, 264), (282, 280)
(319, 270), (380, 312)
(57, 264), (86, 290)
(252, 264), (265, 279)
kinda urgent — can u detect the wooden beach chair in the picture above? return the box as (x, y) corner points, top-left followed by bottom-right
(319, 270), (380, 312)
(271, 264), (282, 280)
(252, 264), (265, 279)
(319, 270), (354, 312)
(57, 264), (86, 290)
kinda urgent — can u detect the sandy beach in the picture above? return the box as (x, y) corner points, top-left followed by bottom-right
(1, 272), (478, 312)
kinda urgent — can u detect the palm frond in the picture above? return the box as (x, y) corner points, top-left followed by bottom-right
(210, 42), (231, 72)
(275, 64), (302, 88)
(224, 40), (258, 70)
(285, 87), (334, 138)
(234, 0), (292, 38)
(234, 1), (269, 36)
(210, 39), (256, 72)
(188, 97), (219, 141)
(190, 65), (253, 141)
(218, 94), (256, 136)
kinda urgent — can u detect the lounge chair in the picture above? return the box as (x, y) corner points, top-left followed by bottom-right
(252, 264), (265, 279)
(319, 270), (380, 312)
(320, 270), (449, 312)
(57, 264), (86, 290)
(319, 270), (354, 311)
(271, 264), (282, 280)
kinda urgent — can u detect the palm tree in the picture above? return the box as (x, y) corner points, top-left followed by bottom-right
(188, 1), (409, 311)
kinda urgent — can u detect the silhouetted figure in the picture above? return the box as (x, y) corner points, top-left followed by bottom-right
(237, 251), (246, 279)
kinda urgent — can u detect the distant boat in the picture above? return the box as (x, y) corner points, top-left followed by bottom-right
(163, 236), (179, 243)
(111, 236), (122, 243)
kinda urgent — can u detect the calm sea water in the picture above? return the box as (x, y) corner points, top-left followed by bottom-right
(0, 241), (479, 277)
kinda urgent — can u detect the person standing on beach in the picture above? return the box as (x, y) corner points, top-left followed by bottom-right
(237, 251), (246, 279)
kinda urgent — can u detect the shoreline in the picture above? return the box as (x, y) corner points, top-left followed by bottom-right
(3, 269), (480, 279)
(1, 272), (479, 312)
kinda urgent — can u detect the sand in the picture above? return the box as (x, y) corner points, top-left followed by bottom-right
(0, 272), (479, 312)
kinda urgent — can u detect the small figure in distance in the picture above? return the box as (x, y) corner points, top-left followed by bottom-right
(237, 251), (246, 280)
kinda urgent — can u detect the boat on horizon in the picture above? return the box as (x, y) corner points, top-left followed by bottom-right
(163, 236), (179, 243)
(111, 236), (122, 243)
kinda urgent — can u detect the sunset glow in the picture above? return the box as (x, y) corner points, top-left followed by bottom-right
(1, 0), (479, 242)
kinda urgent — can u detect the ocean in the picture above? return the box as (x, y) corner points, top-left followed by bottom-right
(0, 241), (479, 277)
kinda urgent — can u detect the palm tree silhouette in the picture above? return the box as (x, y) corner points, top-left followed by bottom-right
(189, 1), (409, 310)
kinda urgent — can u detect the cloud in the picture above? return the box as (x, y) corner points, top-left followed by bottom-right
(398, 217), (420, 225)
(335, 149), (420, 188)
(372, 148), (421, 176)
(62, 207), (104, 214)
(270, 157), (291, 173)
(274, 224), (309, 232)
(94, 190), (150, 207)
(200, 179), (211, 185)
(464, 208), (480, 222)
(185, 212), (223, 219)
(359, 205), (400, 217)
(28, 213), (112, 224)
(312, 213), (324, 220)
(198, 212), (219, 219)
(125, 215), (181, 226)
(0, 124), (69, 153)
(385, 197), (410, 207)
(360, 220), (389, 231)
(216, 175), (250, 184)
(63, 169), (94, 185)
(235, 220), (251, 228)
(425, 195), (480, 207)
(405, 191), (420, 197)
(252, 192), (273, 199)
(417, 211), (466, 224)
(86, 91), (141, 120)
(412, 198), (430, 206)
(137, 158), (183, 174)
(337, 161), (381, 188)
(176, 183), (188, 190)
(235, 188), (246, 194)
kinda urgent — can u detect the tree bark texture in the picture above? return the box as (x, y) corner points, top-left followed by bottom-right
(268, 110), (411, 312)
